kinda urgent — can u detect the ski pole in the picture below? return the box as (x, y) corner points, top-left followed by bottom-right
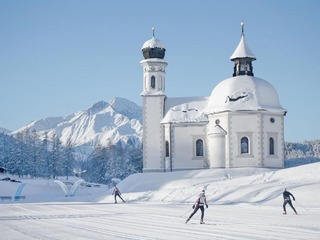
(295, 200), (309, 212)
(180, 207), (193, 217)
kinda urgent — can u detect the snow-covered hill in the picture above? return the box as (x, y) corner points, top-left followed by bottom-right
(1, 162), (319, 206)
(0, 127), (11, 134)
(1, 164), (319, 239)
(11, 97), (143, 157)
(108, 162), (320, 207)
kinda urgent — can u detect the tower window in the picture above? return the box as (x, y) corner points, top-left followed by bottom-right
(241, 137), (249, 154)
(196, 139), (204, 156)
(165, 141), (169, 157)
(151, 76), (155, 89)
(269, 137), (275, 155)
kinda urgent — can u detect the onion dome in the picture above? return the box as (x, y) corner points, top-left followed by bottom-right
(141, 27), (166, 59)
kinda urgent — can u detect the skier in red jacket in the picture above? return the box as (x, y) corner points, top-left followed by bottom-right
(186, 190), (208, 224)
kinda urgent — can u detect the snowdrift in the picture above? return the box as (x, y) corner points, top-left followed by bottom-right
(105, 163), (320, 207)
(1, 163), (320, 207)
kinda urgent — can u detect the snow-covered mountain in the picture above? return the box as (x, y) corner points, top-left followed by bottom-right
(0, 127), (11, 134)
(11, 97), (143, 157)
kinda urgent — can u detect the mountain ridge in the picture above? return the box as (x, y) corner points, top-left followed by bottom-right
(10, 97), (143, 158)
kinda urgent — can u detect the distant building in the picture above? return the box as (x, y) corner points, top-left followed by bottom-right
(140, 24), (286, 172)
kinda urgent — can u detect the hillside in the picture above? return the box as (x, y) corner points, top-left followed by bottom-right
(105, 162), (320, 207)
(1, 164), (319, 240)
(1, 162), (319, 207)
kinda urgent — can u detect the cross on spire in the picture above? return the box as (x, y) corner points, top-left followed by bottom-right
(152, 27), (155, 38)
(241, 22), (244, 35)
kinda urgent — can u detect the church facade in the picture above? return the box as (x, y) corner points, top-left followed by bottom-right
(140, 25), (286, 172)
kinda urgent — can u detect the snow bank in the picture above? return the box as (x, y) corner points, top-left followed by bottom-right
(105, 163), (320, 207)
(1, 163), (319, 208)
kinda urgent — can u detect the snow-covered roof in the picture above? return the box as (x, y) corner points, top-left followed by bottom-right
(161, 97), (209, 124)
(140, 90), (166, 97)
(230, 34), (256, 60)
(207, 124), (227, 136)
(141, 37), (165, 50)
(205, 75), (286, 114)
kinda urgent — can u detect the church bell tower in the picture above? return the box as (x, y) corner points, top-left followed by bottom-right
(140, 28), (168, 172)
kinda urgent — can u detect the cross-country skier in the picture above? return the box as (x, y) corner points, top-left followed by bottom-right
(283, 188), (297, 214)
(186, 190), (208, 224)
(112, 186), (125, 203)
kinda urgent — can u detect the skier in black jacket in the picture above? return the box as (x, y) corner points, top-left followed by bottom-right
(283, 188), (297, 214)
(112, 186), (125, 203)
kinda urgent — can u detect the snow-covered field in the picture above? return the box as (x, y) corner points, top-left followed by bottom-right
(1, 163), (320, 240)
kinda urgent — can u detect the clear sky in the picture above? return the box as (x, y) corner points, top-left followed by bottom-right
(0, 0), (319, 142)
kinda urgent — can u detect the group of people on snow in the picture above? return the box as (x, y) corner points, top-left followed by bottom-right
(184, 188), (298, 224)
(111, 185), (298, 224)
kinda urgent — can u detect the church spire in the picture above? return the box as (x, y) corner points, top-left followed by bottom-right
(241, 21), (244, 35)
(230, 22), (256, 77)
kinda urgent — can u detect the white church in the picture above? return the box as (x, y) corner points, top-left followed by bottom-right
(140, 24), (286, 172)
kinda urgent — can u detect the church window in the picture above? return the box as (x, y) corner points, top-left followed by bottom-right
(196, 139), (204, 156)
(269, 137), (275, 155)
(151, 76), (156, 89)
(241, 137), (249, 154)
(165, 141), (169, 157)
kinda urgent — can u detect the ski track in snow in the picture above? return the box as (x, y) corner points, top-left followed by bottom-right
(0, 203), (319, 240)
(1, 164), (320, 239)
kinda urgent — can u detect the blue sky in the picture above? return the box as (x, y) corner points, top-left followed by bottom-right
(0, 0), (319, 142)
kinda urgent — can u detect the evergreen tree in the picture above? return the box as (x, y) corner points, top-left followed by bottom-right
(86, 144), (108, 184)
(29, 129), (40, 178)
(62, 140), (75, 180)
(50, 134), (62, 178)
(12, 132), (24, 177)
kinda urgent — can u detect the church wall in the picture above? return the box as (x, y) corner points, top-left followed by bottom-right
(170, 124), (207, 170)
(206, 114), (228, 168)
(142, 96), (165, 172)
(226, 112), (262, 167)
(208, 112), (284, 168)
(261, 114), (284, 168)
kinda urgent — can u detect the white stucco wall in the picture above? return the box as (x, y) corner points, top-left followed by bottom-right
(262, 114), (284, 168)
(142, 96), (165, 172)
(207, 134), (226, 168)
(228, 113), (262, 167)
(170, 124), (207, 170)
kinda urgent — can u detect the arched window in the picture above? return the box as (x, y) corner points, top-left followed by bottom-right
(151, 76), (155, 89)
(165, 141), (169, 157)
(196, 139), (204, 156)
(269, 137), (274, 155)
(241, 137), (249, 154)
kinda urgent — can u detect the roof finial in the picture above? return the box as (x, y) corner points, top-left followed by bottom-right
(241, 22), (244, 36)
(152, 27), (155, 38)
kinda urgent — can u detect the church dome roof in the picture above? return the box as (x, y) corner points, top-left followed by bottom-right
(141, 28), (166, 59)
(142, 37), (165, 50)
(206, 75), (286, 114)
